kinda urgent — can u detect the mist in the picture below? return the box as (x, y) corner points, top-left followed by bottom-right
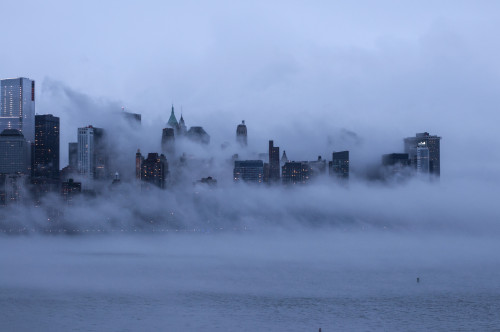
(2, 1), (500, 330)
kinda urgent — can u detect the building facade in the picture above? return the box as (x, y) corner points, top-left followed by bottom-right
(0, 78), (35, 143)
(329, 151), (349, 179)
(139, 152), (168, 189)
(233, 160), (264, 183)
(0, 129), (29, 174)
(404, 132), (441, 176)
(77, 126), (107, 180)
(268, 140), (280, 182)
(236, 121), (247, 147)
(34, 114), (59, 179)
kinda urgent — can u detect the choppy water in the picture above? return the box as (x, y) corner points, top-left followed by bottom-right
(1, 231), (499, 331)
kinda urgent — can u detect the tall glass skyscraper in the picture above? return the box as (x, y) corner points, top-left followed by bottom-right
(34, 114), (60, 179)
(0, 78), (35, 143)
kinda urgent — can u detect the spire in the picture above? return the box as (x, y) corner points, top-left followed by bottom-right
(281, 150), (288, 164)
(167, 104), (178, 127)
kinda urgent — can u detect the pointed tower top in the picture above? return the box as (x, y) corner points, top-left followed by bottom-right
(167, 105), (178, 127)
(281, 150), (288, 163)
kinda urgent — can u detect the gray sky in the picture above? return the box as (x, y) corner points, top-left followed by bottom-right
(1, 0), (499, 178)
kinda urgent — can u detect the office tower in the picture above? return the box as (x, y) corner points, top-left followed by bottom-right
(33, 114), (59, 179)
(233, 160), (264, 183)
(329, 151), (349, 179)
(177, 114), (187, 135)
(0, 129), (29, 174)
(404, 132), (441, 176)
(136, 149), (143, 179)
(140, 152), (168, 189)
(68, 142), (78, 169)
(161, 128), (175, 155)
(77, 126), (107, 180)
(268, 140), (280, 182)
(0, 77), (35, 143)
(187, 126), (210, 144)
(281, 150), (288, 166)
(382, 153), (410, 166)
(121, 110), (141, 125)
(167, 104), (178, 128)
(281, 162), (311, 185)
(416, 142), (430, 174)
(236, 121), (247, 147)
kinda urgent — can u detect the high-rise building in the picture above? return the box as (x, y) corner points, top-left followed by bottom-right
(268, 140), (280, 182)
(136, 149), (143, 179)
(68, 142), (78, 169)
(233, 160), (264, 183)
(167, 104), (178, 128)
(0, 129), (29, 174)
(187, 126), (210, 144)
(281, 162), (311, 185)
(236, 121), (247, 147)
(77, 126), (107, 180)
(161, 128), (175, 155)
(416, 142), (430, 174)
(33, 114), (59, 179)
(329, 151), (349, 179)
(139, 152), (168, 189)
(177, 114), (187, 135)
(404, 132), (441, 176)
(0, 78), (35, 143)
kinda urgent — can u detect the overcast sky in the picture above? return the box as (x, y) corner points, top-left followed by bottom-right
(1, 0), (499, 178)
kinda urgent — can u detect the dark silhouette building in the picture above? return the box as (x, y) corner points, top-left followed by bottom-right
(268, 140), (280, 182)
(236, 120), (247, 147)
(234, 160), (264, 183)
(187, 126), (210, 144)
(0, 129), (29, 174)
(68, 142), (78, 169)
(33, 114), (59, 179)
(161, 128), (175, 155)
(404, 132), (441, 176)
(138, 152), (168, 189)
(329, 151), (349, 179)
(282, 162), (311, 185)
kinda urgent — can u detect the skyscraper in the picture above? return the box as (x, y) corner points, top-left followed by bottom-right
(167, 104), (178, 128)
(416, 142), (430, 174)
(233, 160), (264, 183)
(329, 151), (349, 179)
(0, 78), (35, 143)
(0, 129), (29, 174)
(268, 140), (280, 182)
(404, 132), (441, 176)
(236, 121), (247, 147)
(139, 152), (168, 189)
(161, 128), (175, 155)
(281, 162), (311, 185)
(77, 126), (107, 179)
(68, 142), (78, 170)
(34, 114), (60, 179)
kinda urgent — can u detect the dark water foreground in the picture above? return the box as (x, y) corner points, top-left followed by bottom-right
(1, 230), (499, 331)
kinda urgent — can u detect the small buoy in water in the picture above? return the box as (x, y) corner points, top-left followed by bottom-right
(319, 329), (322, 332)
(417, 277), (420, 283)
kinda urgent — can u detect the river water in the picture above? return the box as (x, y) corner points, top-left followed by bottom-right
(1, 230), (499, 331)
